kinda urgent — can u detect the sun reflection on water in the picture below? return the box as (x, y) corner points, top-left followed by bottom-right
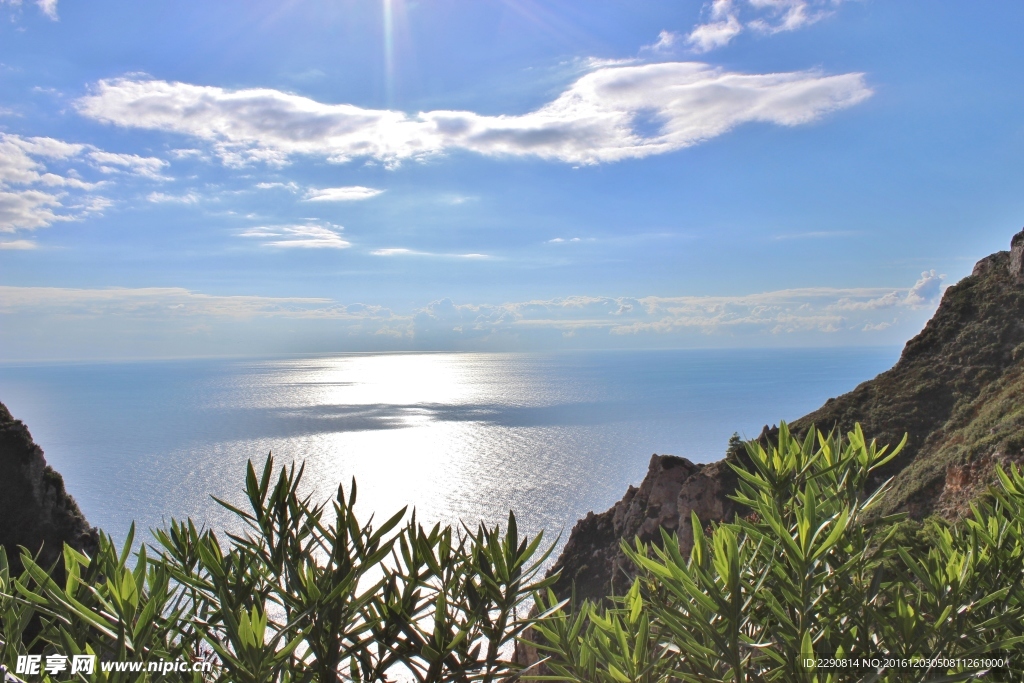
(0, 349), (901, 560)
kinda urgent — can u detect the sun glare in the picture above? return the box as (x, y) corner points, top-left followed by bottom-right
(382, 0), (396, 106)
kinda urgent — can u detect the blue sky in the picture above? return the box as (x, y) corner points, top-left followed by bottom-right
(1, 0), (1022, 359)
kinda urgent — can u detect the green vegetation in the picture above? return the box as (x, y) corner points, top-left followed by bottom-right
(1, 458), (556, 683)
(882, 357), (1024, 520)
(3, 424), (1024, 682)
(786, 248), (1024, 519)
(531, 424), (1024, 682)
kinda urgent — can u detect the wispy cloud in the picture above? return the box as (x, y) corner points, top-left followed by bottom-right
(239, 223), (351, 249)
(441, 194), (475, 205)
(686, 0), (847, 52)
(0, 133), (169, 232)
(88, 150), (168, 179)
(255, 181), (299, 191)
(747, 0), (837, 34)
(76, 63), (870, 166)
(0, 285), (382, 318)
(304, 186), (384, 202)
(642, 30), (682, 53)
(1, 0), (58, 20)
(687, 0), (743, 52)
(168, 148), (205, 160)
(36, 0), (56, 19)
(370, 247), (489, 259)
(0, 239), (37, 249)
(147, 191), (199, 204)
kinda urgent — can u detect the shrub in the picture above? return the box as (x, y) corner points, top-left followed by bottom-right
(1, 456), (556, 682)
(530, 423), (1024, 682)
(3, 423), (1024, 682)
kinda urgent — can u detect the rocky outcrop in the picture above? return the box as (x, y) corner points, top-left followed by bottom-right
(515, 454), (741, 670)
(546, 454), (739, 603)
(547, 227), (1024, 602)
(0, 401), (97, 574)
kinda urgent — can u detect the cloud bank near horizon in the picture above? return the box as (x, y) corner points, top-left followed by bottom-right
(76, 62), (871, 167)
(0, 271), (944, 358)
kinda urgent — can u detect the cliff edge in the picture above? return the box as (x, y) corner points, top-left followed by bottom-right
(0, 401), (97, 573)
(548, 228), (1024, 602)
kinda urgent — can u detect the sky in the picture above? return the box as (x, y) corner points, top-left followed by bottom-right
(1, 0), (1023, 360)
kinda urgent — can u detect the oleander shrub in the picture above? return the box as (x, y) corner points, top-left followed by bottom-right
(1, 457), (556, 682)
(3, 423), (1024, 682)
(530, 423), (1024, 682)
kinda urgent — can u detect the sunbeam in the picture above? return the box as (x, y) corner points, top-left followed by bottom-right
(382, 0), (395, 106)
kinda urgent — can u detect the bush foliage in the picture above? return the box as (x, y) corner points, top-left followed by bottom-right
(531, 424), (1024, 682)
(2, 423), (1024, 682)
(1, 458), (556, 682)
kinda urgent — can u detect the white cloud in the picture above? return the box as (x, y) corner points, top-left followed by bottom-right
(0, 239), (37, 249)
(548, 237), (583, 243)
(370, 247), (414, 256)
(3, 135), (84, 162)
(0, 273), (944, 352)
(904, 270), (944, 306)
(147, 191), (199, 204)
(442, 194), (474, 205)
(0, 134), (81, 187)
(832, 271), (945, 311)
(0, 189), (67, 232)
(0, 133), (169, 232)
(687, 0), (744, 52)
(0, 0), (57, 19)
(72, 196), (114, 214)
(304, 186), (384, 202)
(578, 57), (641, 70)
(370, 247), (489, 259)
(88, 150), (168, 179)
(0, 285), (384, 319)
(36, 0), (56, 19)
(255, 181), (299, 191)
(239, 223), (350, 249)
(747, 0), (833, 34)
(687, 18), (743, 52)
(168, 148), (205, 160)
(410, 276), (945, 341)
(76, 64), (870, 166)
(685, 0), (846, 52)
(643, 30), (682, 53)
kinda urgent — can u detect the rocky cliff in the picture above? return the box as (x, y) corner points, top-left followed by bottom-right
(548, 228), (1024, 602)
(0, 401), (97, 574)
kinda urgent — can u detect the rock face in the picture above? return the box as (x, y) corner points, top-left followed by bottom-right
(547, 455), (738, 603)
(0, 401), (97, 574)
(548, 228), (1024, 602)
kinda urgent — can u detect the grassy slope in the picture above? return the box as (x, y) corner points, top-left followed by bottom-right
(789, 246), (1024, 518)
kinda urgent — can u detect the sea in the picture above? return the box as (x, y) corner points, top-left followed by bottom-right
(0, 348), (900, 553)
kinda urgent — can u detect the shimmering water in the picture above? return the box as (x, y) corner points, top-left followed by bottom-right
(0, 349), (899, 549)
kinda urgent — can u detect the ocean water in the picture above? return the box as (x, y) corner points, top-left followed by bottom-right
(0, 348), (899, 550)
